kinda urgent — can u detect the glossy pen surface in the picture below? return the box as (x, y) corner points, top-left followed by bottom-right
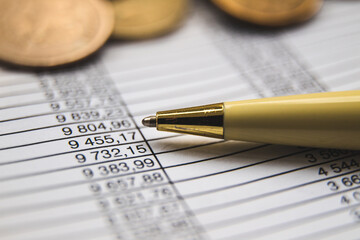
(224, 91), (360, 150)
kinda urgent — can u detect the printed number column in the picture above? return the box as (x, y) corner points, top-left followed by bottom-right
(39, 65), (204, 240)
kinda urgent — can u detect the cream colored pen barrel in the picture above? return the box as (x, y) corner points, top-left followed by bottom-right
(224, 91), (360, 150)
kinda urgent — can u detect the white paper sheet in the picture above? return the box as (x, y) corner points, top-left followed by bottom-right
(1, 1), (360, 239)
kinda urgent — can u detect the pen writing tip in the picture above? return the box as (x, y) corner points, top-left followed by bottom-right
(142, 116), (156, 127)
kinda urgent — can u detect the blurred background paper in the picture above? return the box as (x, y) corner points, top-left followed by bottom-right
(0, 1), (360, 240)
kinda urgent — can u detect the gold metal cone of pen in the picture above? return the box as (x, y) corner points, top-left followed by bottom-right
(212, 0), (323, 26)
(0, 0), (114, 67)
(142, 103), (224, 139)
(111, 0), (188, 39)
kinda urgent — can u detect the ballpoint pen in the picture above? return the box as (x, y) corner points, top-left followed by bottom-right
(142, 90), (360, 150)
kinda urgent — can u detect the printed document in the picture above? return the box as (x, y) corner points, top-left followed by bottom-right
(0, 1), (360, 239)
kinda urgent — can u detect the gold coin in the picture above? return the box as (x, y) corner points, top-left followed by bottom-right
(0, 0), (114, 67)
(111, 0), (188, 39)
(212, 0), (323, 26)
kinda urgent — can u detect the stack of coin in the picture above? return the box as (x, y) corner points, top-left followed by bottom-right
(0, 0), (324, 68)
(0, 0), (188, 68)
(211, 0), (323, 27)
(111, 0), (188, 40)
(0, 0), (114, 67)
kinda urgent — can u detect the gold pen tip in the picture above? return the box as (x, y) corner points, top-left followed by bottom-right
(142, 116), (156, 127)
